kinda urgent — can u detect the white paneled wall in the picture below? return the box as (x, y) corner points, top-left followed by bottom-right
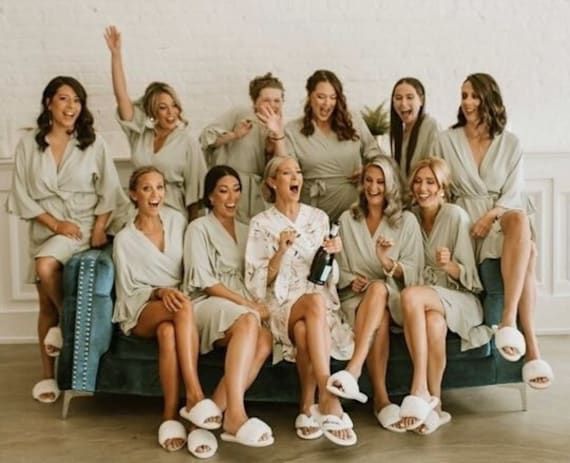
(0, 0), (569, 341)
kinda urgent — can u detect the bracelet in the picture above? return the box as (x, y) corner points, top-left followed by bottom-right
(385, 260), (399, 278)
(269, 134), (285, 141)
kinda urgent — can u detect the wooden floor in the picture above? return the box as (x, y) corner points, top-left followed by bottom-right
(0, 336), (569, 462)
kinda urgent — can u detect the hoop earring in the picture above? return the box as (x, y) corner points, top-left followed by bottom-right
(145, 117), (156, 129)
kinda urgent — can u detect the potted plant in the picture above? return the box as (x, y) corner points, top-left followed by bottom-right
(361, 102), (390, 153)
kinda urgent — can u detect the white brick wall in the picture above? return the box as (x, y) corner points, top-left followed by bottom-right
(1, 0), (569, 159)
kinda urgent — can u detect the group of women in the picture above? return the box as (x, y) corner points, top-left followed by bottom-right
(5, 24), (554, 456)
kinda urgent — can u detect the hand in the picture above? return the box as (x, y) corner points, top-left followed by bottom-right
(256, 104), (283, 137)
(470, 213), (494, 239)
(278, 228), (297, 253)
(90, 228), (109, 248)
(248, 300), (270, 321)
(157, 288), (187, 313)
(348, 167), (362, 184)
(351, 274), (369, 293)
(232, 119), (254, 140)
(435, 246), (451, 267)
(323, 236), (342, 254)
(104, 26), (122, 54)
(55, 221), (82, 240)
(375, 235), (394, 261)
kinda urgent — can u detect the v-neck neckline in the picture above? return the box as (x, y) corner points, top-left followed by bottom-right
(459, 128), (495, 176)
(209, 213), (239, 245)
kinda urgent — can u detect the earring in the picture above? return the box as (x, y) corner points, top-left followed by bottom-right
(145, 117), (156, 129)
(48, 112), (53, 126)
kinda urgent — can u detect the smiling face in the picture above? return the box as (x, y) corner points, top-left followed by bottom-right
(254, 87), (284, 116)
(393, 82), (423, 126)
(130, 171), (165, 215)
(411, 166), (443, 210)
(309, 81), (337, 125)
(363, 165), (386, 210)
(209, 175), (242, 221)
(47, 84), (82, 131)
(460, 80), (482, 125)
(153, 92), (181, 131)
(269, 158), (303, 203)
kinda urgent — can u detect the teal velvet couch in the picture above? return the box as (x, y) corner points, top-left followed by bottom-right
(57, 246), (524, 418)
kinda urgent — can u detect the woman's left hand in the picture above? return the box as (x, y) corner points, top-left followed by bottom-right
(323, 236), (342, 254)
(90, 228), (109, 248)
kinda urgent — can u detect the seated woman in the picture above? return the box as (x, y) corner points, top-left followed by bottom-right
(335, 155), (424, 432)
(399, 157), (493, 435)
(183, 165), (274, 447)
(105, 26), (206, 220)
(5, 76), (126, 404)
(245, 156), (356, 446)
(112, 166), (218, 457)
(199, 73), (286, 223)
(439, 73), (553, 389)
(389, 77), (440, 180)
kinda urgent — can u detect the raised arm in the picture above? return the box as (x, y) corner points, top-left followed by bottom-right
(104, 26), (134, 122)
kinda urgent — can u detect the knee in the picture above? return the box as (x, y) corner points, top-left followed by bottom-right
(292, 321), (308, 351)
(176, 297), (194, 320)
(502, 210), (527, 232)
(303, 294), (326, 319)
(35, 257), (61, 282)
(401, 287), (421, 313)
(364, 281), (388, 301)
(235, 312), (259, 335)
(156, 321), (176, 349)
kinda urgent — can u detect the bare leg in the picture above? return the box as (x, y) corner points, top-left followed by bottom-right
(36, 257), (64, 312)
(365, 311), (391, 412)
(499, 211), (532, 326)
(293, 320), (319, 437)
(425, 311), (447, 407)
(345, 282), (388, 379)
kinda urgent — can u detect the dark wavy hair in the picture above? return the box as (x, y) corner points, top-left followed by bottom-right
(301, 70), (358, 141)
(351, 155), (404, 228)
(128, 165), (166, 206)
(35, 76), (95, 151)
(452, 73), (507, 138)
(249, 72), (285, 102)
(202, 165), (242, 210)
(390, 77), (426, 175)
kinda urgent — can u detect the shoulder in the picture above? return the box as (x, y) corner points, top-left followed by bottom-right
(441, 203), (469, 223)
(285, 117), (304, 133)
(162, 207), (187, 230)
(114, 223), (134, 247)
(401, 210), (421, 230)
(421, 114), (439, 132)
(15, 130), (39, 155)
(339, 209), (356, 226)
(302, 203), (328, 222)
(497, 130), (521, 147)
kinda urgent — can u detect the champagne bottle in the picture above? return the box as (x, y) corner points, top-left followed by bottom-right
(308, 222), (340, 285)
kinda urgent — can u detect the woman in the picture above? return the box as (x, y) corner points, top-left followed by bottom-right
(278, 70), (382, 221)
(104, 25), (206, 220)
(399, 157), (493, 434)
(390, 77), (439, 179)
(5, 76), (126, 404)
(335, 155), (424, 432)
(113, 166), (218, 456)
(439, 73), (553, 388)
(245, 156), (356, 446)
(199, 73), (285, 223)
(183, 165), (274, 447)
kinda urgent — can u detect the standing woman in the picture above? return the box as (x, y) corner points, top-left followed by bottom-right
(183, 165), (274, 447)
(399, 157), (493, 435)
(439, 73), (553, 388)
(104, 26), (206, 220)
(199, 73), (286, 223)
(6, 76), (127, 403)
(113, 166), (219, 456)
(245, 156), (356, 446)
(390, 77), (440, 179)
(335, 156), (424, 432)
(278, 70), (382, 221)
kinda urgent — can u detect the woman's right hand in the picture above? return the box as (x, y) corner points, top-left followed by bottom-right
(248, 300), (270, 321)
(232, 119), (254, 140)
(278, 228), (297, 253)
(104, 26), (122, 54)
(55, 221), (82, 240)
(157, 288), (187, 313)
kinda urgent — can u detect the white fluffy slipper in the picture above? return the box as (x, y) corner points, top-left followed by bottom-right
(179, 399), (222, 430)
(326, 370), (368, 403)
(376, 404), (406, 433)
(295, 413), (323, 440)
(44, 326), (63, 357)
(220, 417), (274, 447)
(522, 359), (554, 389)
(32, 378), (61, 403)
(158, 420), (187, 452)
(494, 325), (526, 362)
(188, 429), (218, 459)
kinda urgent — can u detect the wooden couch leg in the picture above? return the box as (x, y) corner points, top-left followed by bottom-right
(61, 390), (94, 419)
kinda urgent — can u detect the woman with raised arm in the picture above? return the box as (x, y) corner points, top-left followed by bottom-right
(280, 70), (382, 221)
(113, 166), (219, 456)
(104, 26), (206, 220)
(334, 155), (424, 433)
(398, 157), (493, 435)
(183, 165), (274, 448)
(389, 77), (440, 180)
(6, 76), (126, 404)
(199, 73), (285, 223)
(245, 156), (356, 446)
(439, 73), (553, 389)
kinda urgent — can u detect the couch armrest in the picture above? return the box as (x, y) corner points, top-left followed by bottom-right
(479, 258), (504, 327)
(59, 245), (115, 392)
